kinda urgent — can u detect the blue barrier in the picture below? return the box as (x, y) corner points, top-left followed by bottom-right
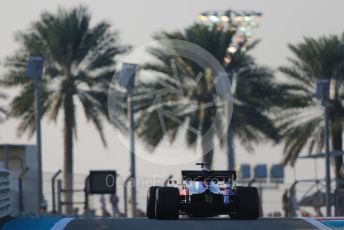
(2, 218), (61, 230)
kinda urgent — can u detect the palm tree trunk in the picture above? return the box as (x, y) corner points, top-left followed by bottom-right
(201, 104), (214, 168)
(202, 135), (214, 169)
(63, 81), (74, 214)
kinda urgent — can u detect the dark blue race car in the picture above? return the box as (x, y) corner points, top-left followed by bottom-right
(146, 163), (260, 220)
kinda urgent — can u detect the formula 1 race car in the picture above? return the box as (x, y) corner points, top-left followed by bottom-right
(146, 163), (259, 220)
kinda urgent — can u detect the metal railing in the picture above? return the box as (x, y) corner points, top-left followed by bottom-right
(0, 169), (10, 219)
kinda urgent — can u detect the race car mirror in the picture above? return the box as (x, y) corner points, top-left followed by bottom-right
(89, 170), (117, 194)
(169, 180), (177, 185)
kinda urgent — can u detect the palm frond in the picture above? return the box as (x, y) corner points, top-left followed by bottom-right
(279, 34), (344, 166)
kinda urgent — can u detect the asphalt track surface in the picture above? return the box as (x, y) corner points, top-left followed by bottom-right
(4, 217), (343, 230)
(64, 218), (322, 230)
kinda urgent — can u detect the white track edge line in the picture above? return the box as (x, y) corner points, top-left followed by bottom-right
(50, 218), (74, 230)
(298, 217), (333, 230)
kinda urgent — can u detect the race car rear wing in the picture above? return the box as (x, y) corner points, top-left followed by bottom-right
(181, 170), (237, 181)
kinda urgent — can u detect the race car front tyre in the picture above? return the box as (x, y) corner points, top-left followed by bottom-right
(231, 186), (259, 220)
(155, 187), (179, 220)
(146, 186), (159, 219)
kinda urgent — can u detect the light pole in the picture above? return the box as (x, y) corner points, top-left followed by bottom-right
(119, 63), (138, 218)
(27, 56), (44, 210)
(316, 79), (335, 216)
(324, 103), (331, 216)
(198, 9), (262, 170)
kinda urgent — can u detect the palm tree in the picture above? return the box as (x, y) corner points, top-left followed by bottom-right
(279, 34), (344, 189)
(0, 93), (6, 122)
(130, 24), (281, 167)
(1, 6), (128, 213)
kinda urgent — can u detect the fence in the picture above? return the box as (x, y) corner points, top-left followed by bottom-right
(37, 173), (332, 217)
(7, 170), (338, 218)
(0, 168), (10, 219)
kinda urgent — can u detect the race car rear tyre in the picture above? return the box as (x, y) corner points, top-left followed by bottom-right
(231, 186), (259, 220)
(146, 186), (159, 219)
(155, 187), (179, 220)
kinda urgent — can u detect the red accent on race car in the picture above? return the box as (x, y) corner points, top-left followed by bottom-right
(180, 188), (189, 196)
